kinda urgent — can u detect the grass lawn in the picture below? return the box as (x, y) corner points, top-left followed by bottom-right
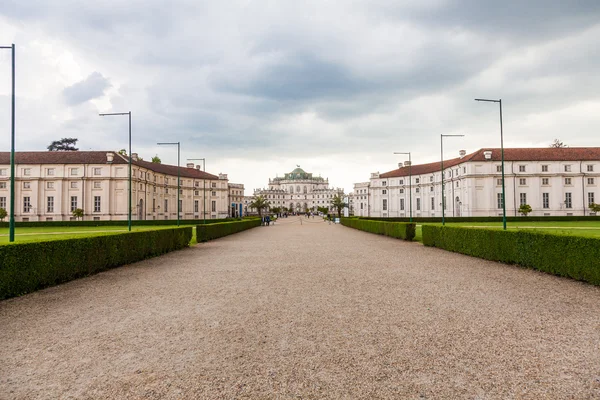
(414, 220), (600, 242)
(0, 225), (199, 245)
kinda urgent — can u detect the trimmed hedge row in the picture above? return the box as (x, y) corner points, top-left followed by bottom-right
(357, 216), (599, 223)
(0, 218), (235, 228)
(0, 227), (193, 300)
(422, 225), (600, 285)
(196, 219), (261, 242)
(341, 218), (416, 241)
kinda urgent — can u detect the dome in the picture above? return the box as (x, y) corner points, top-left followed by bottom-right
(291, 167), (306, 174)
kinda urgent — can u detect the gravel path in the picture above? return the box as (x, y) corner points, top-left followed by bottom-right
(1, 218), (600, 399)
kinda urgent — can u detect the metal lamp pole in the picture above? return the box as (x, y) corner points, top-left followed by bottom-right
(394, 151), (412, 222)
(158, 142), (180, 226)
(475, 98), (506, 230)
(187, 158), (206, 225)
(100, 111), (132, 231)
(1, 44), (15, 242)
(441, 134), (464, 225)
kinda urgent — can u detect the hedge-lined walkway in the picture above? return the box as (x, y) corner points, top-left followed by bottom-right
(1, 218), (600, 398)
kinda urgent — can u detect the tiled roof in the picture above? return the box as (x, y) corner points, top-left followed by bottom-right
(0, 151), (220, 180)
(380, 147), (600, 178)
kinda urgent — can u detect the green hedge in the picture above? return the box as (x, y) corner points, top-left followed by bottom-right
(422, 225), (600, 285)
(196, 219), (261, 242)
(0, 218), (236, 228)
(0, 227), (193, 300)
(341, 218), (416, 241)
(357, 216), (599, 223)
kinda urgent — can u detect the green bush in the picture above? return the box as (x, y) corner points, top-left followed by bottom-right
(197, 219), (261, 242)
(422, 225), (600, 285)
(0, 227), (193, 300)
(341, 218), (416, 241)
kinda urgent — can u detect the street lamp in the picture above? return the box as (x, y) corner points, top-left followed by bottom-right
(394, 151), (412, 222)
(475, 98), (506, 230)
(1, 44), (15, 242)
(158, 142), (180, 226)
(187, 158), (206, 225)
(99, 111), (132, 231)
(441, 134), (465, 225)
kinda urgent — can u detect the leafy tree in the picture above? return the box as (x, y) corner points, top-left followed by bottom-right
(590, 203), (600, 213)
(317, 206), (329, 215)
(0, 208), (6, 222)
(331, 193), (347, 219)
(152, 155), (161, 163)
(550, 139), (567, 148)
(518, 204), (532, 216)
(47, 138), (79, 151)
(72, 208), (84, 220)
(249, 195), (270, 218)
(271, 207), (282, 215)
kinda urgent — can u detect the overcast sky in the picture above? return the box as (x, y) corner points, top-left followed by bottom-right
(1, 1), (599, 193)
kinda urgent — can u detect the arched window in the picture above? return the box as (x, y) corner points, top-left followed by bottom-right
(296, 185), (301, 193)
(303, 186), (307, 193)
(290, 186), (293, 193)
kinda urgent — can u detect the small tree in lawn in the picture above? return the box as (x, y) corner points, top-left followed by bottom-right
(0, 208), (7, 222)
(249, 195), (270, 218)
(519, 204), (532, 216)
(331, 193), (346, 219)
(72, 208), (84, 220)
(590, 203), (600, 214)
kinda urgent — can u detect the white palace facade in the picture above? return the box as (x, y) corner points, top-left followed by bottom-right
(353, 147), (600, 218)
(253, 166), (344, 213)
(0, 151), (238, 221)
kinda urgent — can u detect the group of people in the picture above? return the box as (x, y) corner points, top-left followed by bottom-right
(261, 215), (272, 226)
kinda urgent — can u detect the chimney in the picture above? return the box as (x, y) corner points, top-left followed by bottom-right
(186, 163), (194, 168)
(398, 162), (403, 168)
(106, 152), (114, 163)
(459, 150), (466, 158)
(196, 165), (201, 170)
(483, 151), (493, 159)
(131, 153), (138, 161)
(404, 161), (411, 167)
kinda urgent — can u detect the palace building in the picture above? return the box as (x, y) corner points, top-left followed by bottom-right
(252, 166), (344, 213)
(353, 147), (600, 218)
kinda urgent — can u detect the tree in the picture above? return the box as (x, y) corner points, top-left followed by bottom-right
(0, 208), (6, 222)
(317, 206), (328, 215)
(331, 194), (347, 219)
(152, 155), (161, 163)
(550, 139), (567, 148)
(72, 208), (84, 220)
(590, 203), (600, 213)
(271, 207), (282, 215)
(47, 138), (78, 151)
(249, 195), (270, 218)
(118, 149), (127, 155)
(518, 204), (532, 216)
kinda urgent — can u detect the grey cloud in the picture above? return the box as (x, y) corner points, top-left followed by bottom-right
(62, 72), (111, 106)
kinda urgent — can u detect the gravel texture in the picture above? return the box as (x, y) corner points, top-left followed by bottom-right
(1, 217), (600, 399)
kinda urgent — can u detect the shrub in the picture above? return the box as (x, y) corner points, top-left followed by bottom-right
(422, 225), (600, 285)
(341, 218), (415, 241)
(0, 227), (193, 300)
(197, 219), (261, 242)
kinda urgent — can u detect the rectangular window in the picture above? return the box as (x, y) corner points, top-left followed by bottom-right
(23, 182), (30, 189)
(415, 178), (420, 184)
(47, 196), (54, 212)
(153, 198), (156, 212)
(0, 196), (6, 208)
(382, 199), (387, 211)
(519, 178), (526, 185)
(400, 199), (405, 210)
(430, 186), (434, 192)
(431, 197), (435, 210)
(542, 178), (549, 185)
(565, 193), (572, 209)
(519, 165), (526, 172)
(70, 181), (78, 189)
(212, 191), (216, 196)
(94, 181), (101, 189)
(589, 192), (595, 206)
(416, 198), (421, 211)
(23, 196), (31, 213)
(47, 181), (54, 189)
(415, 188), (420, 193)
(565, 178), (572, 185)
(0, 182), (5, 189)
(587, 165), (594, 172)
(542, 165), (548, 172)
(195, 182), (199, 187)
(564, 165), (571, 172)
(0, 169), (6, 176)
(497, 193), (504, 209)
(496, 165), (502, 172)
(212, 182), (217, 188)
(497, 178), (502, 186)
(456, 181), (459, 187)
(179, 199), (182, 212)
(588, 178), (595, 185)
(382, 181), (387, 186)
(194, 200), (199, 213)
(399, 179), (404, 185)
(382, 189), (387, 194)
(94, 168), (102, 176)
(94, 196), (101, 212)
(70, 196), (77, 211)
(399, 189), (404, 194)
(520, 193), (527, 206)
(430, 176), (433, 182)
(195, 190), (199, 196)
(543, 193), (549, 209)
(211, 200), (216, 212)
(164, 199), (168, 212)
(47, 168), (55, 176)
(70, 168), (78, 176)
(23, 168), (31, 176)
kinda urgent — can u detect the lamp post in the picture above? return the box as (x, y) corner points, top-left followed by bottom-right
(475, 98), (506, 230)
(1, 44), (15, 242)
(158, 142), (180, 226)
(99, 111), (132, 231)
(393, 151), (412, 222)
(187, 158), (206, 225)
(441, 134), (464, 225)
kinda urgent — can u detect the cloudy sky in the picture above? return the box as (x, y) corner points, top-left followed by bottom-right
(1, 1), (599, 193)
